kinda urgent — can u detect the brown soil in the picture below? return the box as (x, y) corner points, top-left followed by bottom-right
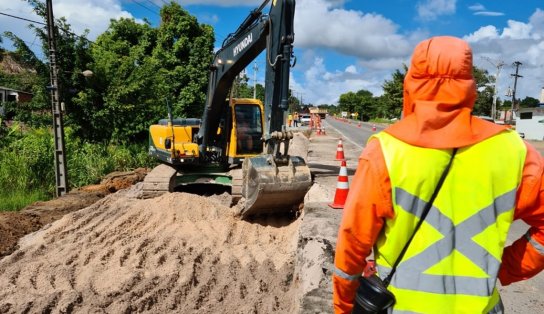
(0, 133), (312, 313)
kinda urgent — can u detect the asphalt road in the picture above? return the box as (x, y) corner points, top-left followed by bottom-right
(322, 117), (544, 313)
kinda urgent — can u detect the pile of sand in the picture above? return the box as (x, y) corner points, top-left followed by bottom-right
(0, 188), (302, 313)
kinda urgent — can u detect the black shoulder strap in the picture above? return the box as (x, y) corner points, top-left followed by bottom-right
(383, 148), (458, 286)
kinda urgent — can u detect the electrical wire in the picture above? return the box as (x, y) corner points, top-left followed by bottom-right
(0, 12), (45, 25)
(129, 0), (160, 16)
(143, 0), (162, 9)
(0, 11), (96, 46)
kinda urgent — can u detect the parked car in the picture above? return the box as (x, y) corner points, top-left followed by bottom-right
(300, 114), (311, 125)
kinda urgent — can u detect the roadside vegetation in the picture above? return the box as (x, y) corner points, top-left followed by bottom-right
(0, 122), (155, 211)
(0, 1), (212, 211)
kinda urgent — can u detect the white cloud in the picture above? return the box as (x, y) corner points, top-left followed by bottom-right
(468, 3), (485, 11)
(0, 0), (46, 58)
(345, 65), (357, 74)
(468, 2), (503, 17)
(178, 0), (347, 7)
(464, 25), (500, 42)
(286, 0), (421, 104)
(474, 11), (504, 17)
(529, 8), (544, 37)
(53, 0), (136, 40)
(416, 0), (457, 21)
(502, 20), (534, 40)
(0, 0), (137, 56)
(196, 13), (219, 25)
(295, 0), (412, 59)
(298, 56), (379, 105)
(291, 51), (391, 105)
(466, 9), (544, 101)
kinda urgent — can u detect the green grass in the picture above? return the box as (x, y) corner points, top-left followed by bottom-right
(0, 190), (50, 212)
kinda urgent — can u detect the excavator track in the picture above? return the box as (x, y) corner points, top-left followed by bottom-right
(141, 164), (177, 199)
(230, 168), (243, 205)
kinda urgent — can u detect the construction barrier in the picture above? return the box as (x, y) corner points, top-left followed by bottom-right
(329, 160), (349, 209)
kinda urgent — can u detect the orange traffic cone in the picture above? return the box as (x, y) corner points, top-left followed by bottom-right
(329, 160), (349, 209)
(335, 138), (345, 161)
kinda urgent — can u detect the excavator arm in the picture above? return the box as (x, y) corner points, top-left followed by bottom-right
(197, 0), (311, 218)
(197, 0), (295, 160)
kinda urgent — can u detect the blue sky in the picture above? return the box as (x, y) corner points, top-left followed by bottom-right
(1, 0), (543, 106)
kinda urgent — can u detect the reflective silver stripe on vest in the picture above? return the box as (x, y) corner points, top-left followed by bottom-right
(385, 187), (516, 296)
(377, 264), (504, 314)
(525, 231), (544, 255)
(333, 266), (361, 281)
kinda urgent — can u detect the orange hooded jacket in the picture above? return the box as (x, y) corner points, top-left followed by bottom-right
(333, 36), (544, 313)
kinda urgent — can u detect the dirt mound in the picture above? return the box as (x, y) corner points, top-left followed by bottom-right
(0, 168), (147, 258)
(0, 135), (315, 313)
(0, 186), (302, 313)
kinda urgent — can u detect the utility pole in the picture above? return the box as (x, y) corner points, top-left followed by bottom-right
(482, 57), (505, 120)
(46, 0), (68, 197)
(510, 61), (523, 122)
(253, 62), (258, 99)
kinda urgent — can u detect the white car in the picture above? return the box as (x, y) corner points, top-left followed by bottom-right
(299, 114), (311, 125)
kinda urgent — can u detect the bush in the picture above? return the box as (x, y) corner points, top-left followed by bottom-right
(0, 126), (155, 211)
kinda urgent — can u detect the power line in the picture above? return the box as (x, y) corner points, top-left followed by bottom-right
(143, 0), (162, 9)
(0, 12), (46, 25)
(0, 10), (96, 46)
(130, 0), (160, 16)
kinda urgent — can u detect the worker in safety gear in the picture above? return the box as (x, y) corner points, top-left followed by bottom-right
(333, 36), (544, 313)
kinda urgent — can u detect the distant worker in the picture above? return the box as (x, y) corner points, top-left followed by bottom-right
(288, 113), (293, 127)
(333, 36), (544, 313)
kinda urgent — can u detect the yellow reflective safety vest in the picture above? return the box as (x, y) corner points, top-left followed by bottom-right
(372, 130), (526, 314)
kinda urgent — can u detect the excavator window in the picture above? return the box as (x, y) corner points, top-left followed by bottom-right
(235, 105), (263, 155)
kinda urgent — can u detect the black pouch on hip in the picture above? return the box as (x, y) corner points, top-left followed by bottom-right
(352, 274), (395, 313)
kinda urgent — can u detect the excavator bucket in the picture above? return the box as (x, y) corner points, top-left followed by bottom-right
(239, 154), (312, 218)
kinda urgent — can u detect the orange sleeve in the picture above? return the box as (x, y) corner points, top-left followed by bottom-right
(499, 141), (544, 285)
(333, 139), (394, 314)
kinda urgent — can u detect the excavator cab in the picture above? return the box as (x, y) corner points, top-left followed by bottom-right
(228, 99), (265, 160)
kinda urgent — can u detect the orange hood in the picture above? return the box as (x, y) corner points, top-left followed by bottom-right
(385, 36), (507, 149)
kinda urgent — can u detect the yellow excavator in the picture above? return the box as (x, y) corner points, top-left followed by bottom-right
(144, 0), (312, 218)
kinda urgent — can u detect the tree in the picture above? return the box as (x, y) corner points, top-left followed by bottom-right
(231, 72), (253, 98)
(2, 0), (94, 128)
(472, 66), (494, 116)
(72, 2), (214, 142)
(520, 96), (540, 108)
(380, 66), (406, 118)
(338, 91), (359, 115)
